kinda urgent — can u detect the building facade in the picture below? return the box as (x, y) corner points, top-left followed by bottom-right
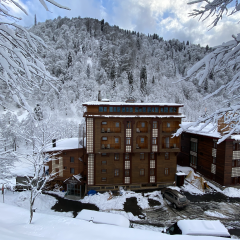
(178, 124), (240, 186)
(83, 100), (184, 191)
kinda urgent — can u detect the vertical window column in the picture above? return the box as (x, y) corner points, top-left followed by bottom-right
(87, 118), (93, 153)
(126, 121), (131, 152)
(124, 153), (130, 184)
(150, 153), (156, 183)
(88, 154), (94, 185)
(152, 121), (158, 152)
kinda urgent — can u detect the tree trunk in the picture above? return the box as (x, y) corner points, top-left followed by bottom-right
(29, 201), (34, 224)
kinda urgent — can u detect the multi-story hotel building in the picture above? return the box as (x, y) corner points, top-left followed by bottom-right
(83, 98), (184, 191)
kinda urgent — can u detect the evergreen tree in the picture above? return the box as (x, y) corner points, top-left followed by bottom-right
(86, 64), (90, 78)
(140, 66), (147, 94)
(67, 52), (72, 68)
(101, 19), (104, 31)
(34, 14), (37, 26)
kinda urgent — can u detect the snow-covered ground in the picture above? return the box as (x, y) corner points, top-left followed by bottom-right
(0, 201), (232, 240)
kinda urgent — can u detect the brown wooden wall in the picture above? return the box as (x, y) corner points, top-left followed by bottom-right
(223, 140), (234, 186)
(47, 148), (86, 181)
(94, 152), (177, 186)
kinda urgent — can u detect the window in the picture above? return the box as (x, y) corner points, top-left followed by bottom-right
(114, 169), (119, 177)
(135, 107), (139, 112)
(140, 138), (144, 143)
(167, 122), (170, 128)
(70, 157), (74, 163)
(101, 153), (107, 156)
(140, 169), (145, 176)
(152, 138), (157, 145)
(102, 121), (107, 125)
(150, 169), (155, 176)
(109, 107), (113, 112)
(165, 137), (170, 148)
(104, 107), (107, 112)
(160, 107), (164, 113)
(102, 137), (107, 141)
(126, 138), (131, 145)
(141, 122), (145, 127)
(155, 107), (159, 113)
(101, 169), (107, 173)
(115, 138), (119, 143)
(127, 121), (131, 129)
(143, 107), (146, 112)
(213, 157), (216, 164)
(70, 168), (75, 174)
(115, 122), (120, 127)
(169, 107), (174, 113)
(165, 152), (169, 160)
(191, 141), (198, 152)
(125, 170), (130, 177)
(213, 141), (217, 149)
(147, 107), (151, 113)
(101, 177), (107, 181)
(99, 106), (103, 112)
(114, 153), (119, 160)
(117, 107), (121, 112)
(122, 107), (125, 112)
(140, 153), (145, 160)
(125, 153), (129, 159)
(150, 153), (155, 160)
(164, 168), (169, 175)
(164, 107), (168, 113)
(130, 107), (133, 112)
(190, 155), (197, 167)
(102, 161), (107, 165)
(139, 107), (142, 112)
(153, 121), (157, 129)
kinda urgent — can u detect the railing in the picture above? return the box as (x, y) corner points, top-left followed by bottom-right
(101, 127), (121, 133)
(136, 128), (148, 133)
(101, 144), (121, 149)
(162, 127), (178, 133)
(136, 144), (148, 149)
(162, 143), (179, 149)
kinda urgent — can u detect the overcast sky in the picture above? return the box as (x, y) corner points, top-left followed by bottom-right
(10, 0), (240, 47)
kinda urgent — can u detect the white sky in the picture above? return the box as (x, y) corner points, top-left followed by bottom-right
(8, 0), (240, 47)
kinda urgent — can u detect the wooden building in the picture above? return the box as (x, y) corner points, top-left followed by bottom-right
(177, 122), (240, 186)
(83, 100), (184, 192)
(45, 138), (86, 196)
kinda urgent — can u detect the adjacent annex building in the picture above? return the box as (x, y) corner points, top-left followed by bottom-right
(178, 122), (240, 186)
(45, 138), (86, 196)
(83, 99), (184, 192)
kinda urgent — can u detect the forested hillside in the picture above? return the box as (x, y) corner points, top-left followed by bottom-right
(1, 16), (232, 142)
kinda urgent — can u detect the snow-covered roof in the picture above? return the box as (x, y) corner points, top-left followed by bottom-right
(76, 209), (130, 228)
(231, 135), (240, 141)
(44, 138), (85, 152)
(181, 122), (221, 138)
(83, 101), (183, 107)
(177, 220), (230, 237)
(176, 172), (187, 176)
(64, 174), (82, 183)
(86, 114), (185, 118)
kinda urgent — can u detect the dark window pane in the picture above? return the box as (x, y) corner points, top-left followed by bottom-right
(104, 107), (107, 112)
(139, 107), (142, 112)
(170, 107), (174, 113)
(174, 107), (177, 112)
(147, 107), (151, 113)
(135, 107), (139, 113)
(126, 107), (129, 112)
(155, 107), (159, 113)
(122, 107), (125, 112)
(109, 107), (113, 112)
(143, 107), (146, 112)
(164, 107), (168, 113)
(161, 107), (164, 113)
(130, 107), (133, 112)
(70, 157), (74, 162)
(114, 107), (116, 112)
(99, 106), (103, 112)
(152, 107), (154, 112)
(117, 107), (121, 112)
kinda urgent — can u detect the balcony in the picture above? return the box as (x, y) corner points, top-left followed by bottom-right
(136, 121), (148, 133)
(101, 136), (121, 149)
(162, 121), (180, 133)
(136, 136), (148, 149)
(101, 121), (121, 133)
(162, 136), (180, 149)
